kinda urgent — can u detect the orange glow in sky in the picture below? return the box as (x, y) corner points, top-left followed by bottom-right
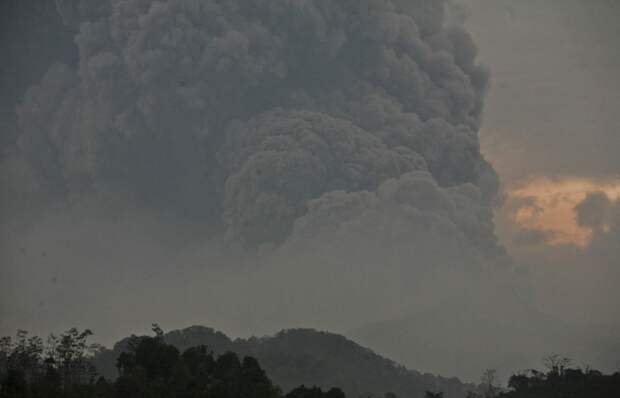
(507, 177), (620, 247)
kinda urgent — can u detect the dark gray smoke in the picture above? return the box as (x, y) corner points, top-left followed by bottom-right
(10, 0), (498, 247)
(5, 0), (572, 382)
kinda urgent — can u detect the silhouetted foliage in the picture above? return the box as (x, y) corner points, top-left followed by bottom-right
(0, 327), (342, 398)
(464, 358), (620, 398)
(4, 328), (620, 398)
(286, 385), (345, 398)
(0, 328), (96, 398)
(93, 326), (471, 398)
(498, 366), (620, 398)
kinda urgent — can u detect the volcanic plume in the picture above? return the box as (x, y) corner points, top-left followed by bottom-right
(11, 0), (501, 251)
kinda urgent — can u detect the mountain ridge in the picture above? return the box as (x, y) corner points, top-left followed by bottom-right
(92, 325), (474, 398)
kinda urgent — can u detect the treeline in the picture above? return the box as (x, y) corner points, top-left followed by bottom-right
(92, 326), (470, 398)
(0, 326), (344, 398)
(460, 356), (620, 398)
(499, 358), (620, 398)
(1, 327), (619, 398)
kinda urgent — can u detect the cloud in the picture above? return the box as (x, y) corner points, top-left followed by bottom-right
(512, 228), (556, 247)
(575, 191), (614, 230)
(218, 110), (429, 244)
(497, 182), (620, 370)
(505, 177), (620, 247)
(577, 192), (620, 269)
(6, 0), (601, 381)
(289, 171), (507, 263)
(5, 0), (496, 248)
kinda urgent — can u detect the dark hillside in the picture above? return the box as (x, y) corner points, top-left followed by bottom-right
(93, 326), (473, 398)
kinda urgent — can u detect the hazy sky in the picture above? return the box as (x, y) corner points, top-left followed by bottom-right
(1, 0), (619, 382)
(463, 0), (620, 181)
(457, 0), (620, 328)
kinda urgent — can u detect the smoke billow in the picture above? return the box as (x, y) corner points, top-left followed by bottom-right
(8, 0), (500, 248)
(5, 0), (584, 382)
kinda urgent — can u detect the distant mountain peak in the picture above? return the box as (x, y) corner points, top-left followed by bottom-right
(93, 325), (474, 398)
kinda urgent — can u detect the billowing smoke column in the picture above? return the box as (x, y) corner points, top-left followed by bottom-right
(16, 0), (498, 248)
(7, 1), (620, 380)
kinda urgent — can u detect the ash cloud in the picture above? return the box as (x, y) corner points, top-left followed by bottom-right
(7, 0), (497, 248)
(3, 0), (587, 382)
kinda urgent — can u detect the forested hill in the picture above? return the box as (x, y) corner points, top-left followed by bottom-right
(93, 326), (472, 398)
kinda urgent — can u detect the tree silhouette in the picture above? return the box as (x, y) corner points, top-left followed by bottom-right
(3, 328), (620, 398)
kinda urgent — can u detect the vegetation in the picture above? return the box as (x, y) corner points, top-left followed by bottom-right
(464, 355), (620, 398)
(92, 326), (470, 398)
(0, 328), (98, 397)
(2, 327), (619, 398)
(0, 326), (342, 398)
(285, 385), (345, 398)
(498, 356), (620, 398)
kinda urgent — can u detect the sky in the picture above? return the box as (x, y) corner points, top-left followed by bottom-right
(1, 0), (619, 382)
(458, 0), (620, 327)
(463, 0), (620, 181)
